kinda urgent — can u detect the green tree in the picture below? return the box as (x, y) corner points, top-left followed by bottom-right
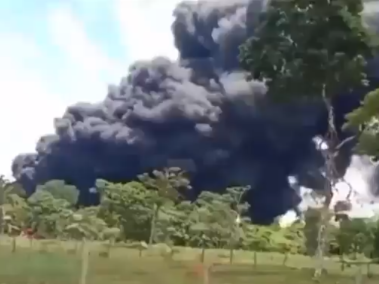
(155, 200), (195, 246)
(37, 180), (79, 206)
(64, 207), (107, 241)
(138, 167), (191, 246)
(0, 177), (26, 234)
(2, 193), (29, 234)
(243, 224), (273, 251)
(281, 221), (305, 254)
(345, 88), (379, 159)
(336, 218), (374, 258)
(223, 186), (251, 263)
(27, 190), (73, 237)
(96, 180), (152, 241)
(371, 220), (379, 260)
(303, 208), (323, 257)
(189, 193), (237, 262)
(239, 0), (378, 277)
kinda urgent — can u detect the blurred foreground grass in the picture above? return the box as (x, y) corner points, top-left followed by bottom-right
(0, 237), (378, 284)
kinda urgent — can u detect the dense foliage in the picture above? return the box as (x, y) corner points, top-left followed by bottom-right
(239, 0), (378, 102)
(346, 88), (379, 160)
(2, 173), (379, 262)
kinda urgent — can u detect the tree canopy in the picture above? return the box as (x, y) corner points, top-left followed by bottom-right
(345, 88), (379, 159)
(1, 173), (379, 263)
(239, 0), (378, 102)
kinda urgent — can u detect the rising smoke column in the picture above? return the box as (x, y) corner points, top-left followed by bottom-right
(11, 0), (379, 223)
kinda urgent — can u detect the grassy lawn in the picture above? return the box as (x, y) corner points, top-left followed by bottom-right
(0, 237), (378, 284)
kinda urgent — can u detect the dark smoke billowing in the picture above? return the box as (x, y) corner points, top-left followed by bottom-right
(11, 0), (379, 223)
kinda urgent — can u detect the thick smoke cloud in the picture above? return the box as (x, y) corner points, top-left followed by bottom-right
(11, 0), (379, 223)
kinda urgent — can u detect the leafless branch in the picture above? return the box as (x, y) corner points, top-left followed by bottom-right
(333, 136), (356, 156)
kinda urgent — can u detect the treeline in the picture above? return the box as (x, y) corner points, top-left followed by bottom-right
(1, 169), (379, 261)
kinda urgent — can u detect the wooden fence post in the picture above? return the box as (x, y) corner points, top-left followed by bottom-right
(79, 240), (89, 284)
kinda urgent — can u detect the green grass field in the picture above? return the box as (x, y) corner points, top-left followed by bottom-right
(0, 237), (378, 284)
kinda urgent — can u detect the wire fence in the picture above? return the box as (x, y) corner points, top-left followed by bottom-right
(0, 237), (379, 284)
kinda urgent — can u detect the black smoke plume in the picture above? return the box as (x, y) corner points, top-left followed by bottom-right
(11, 0), (379, 223)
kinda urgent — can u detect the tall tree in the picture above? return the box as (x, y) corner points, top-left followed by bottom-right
(96, 180), (153, 241)
(27, 190), (73, 237)
(138, 167), (191, 246)
(190, 191), (233, 261)
(372, 220), (379, 259)
(223, 186), (251, 263)
(155, 201), (195, 246)
(0, 177), (25, 234)
(240, 0), (378, 277)
(64, 207), (107, 241)
(37, 180), (79, 206)
(336, 218), (374, 258)
(303, 208), (323, 257)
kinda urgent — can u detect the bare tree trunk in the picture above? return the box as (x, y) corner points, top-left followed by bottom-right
(313, 88), (338, 279)
(200, 242), (206, 263)
(228, 236), (234, 264)
(228, 222), (237, 264)
(79, 239), (89, 284)
(313, 196), (332, 278)
(148, 204), (159, 246)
